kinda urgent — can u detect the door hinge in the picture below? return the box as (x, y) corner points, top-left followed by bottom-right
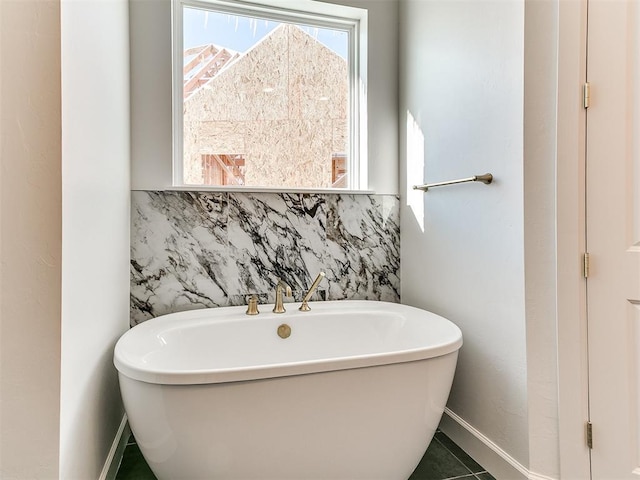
(583, 82), (591, 109)
(586, 421), (593, 449)
(583, 252), (590, 278)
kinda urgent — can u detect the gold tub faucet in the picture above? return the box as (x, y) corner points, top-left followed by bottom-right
(273, 280), (292, 314)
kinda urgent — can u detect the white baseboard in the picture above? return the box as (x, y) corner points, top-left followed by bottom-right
(99, 414), (130, 480)
(440, 408), (557, 480)
(528, 473), (558, 480)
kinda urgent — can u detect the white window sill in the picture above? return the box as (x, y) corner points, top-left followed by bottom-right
(133, 186), (377, 195)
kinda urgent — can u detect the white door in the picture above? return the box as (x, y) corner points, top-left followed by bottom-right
(587, 0), (640, 478)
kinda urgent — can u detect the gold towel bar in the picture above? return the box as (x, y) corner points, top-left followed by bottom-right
(413, 173), (493, 192)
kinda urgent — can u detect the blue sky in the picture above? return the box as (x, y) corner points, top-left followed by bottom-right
(183, 7), (348, 59)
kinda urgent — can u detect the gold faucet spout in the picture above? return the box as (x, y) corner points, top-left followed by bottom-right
(273, 279), (292, 314)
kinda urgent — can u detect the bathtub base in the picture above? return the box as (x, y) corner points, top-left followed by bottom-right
(120, 352), (458, 480)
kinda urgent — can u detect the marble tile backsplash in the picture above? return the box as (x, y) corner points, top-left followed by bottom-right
(130, 191), (400, 325)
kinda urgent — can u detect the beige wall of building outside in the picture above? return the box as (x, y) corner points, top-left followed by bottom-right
(183, 24), (348, 188)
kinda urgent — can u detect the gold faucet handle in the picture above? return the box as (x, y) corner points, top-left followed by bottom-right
(246, 294), (259, 315)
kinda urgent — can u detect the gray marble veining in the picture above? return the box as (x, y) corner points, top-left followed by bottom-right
(130, 191), (400, 325)
(326, 194), (401, 302)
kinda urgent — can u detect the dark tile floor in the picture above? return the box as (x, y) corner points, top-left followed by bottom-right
(115, 435), (156, 480)
(409, 431), (495, 480)
(116, 430), (495, 480)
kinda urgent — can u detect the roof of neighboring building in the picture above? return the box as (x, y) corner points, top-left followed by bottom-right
(183, 23), (345, 99)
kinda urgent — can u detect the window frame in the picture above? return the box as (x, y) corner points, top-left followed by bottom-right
(171, 0), (368, 191)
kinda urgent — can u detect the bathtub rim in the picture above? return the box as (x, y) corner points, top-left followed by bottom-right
(115, 300), (463, 386)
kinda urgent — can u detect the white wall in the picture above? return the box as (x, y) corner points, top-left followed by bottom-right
(523, 0), (560, 477)
(0, 1), (62, 477)
(399, 0), (530, 475)
(130, 0), (399, 194)
(60, 0), (131, 478)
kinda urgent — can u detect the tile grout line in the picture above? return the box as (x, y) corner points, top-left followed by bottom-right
(434, 436), (477, 477)
(435, 434), (489, 477)
(441, 474), (479, 480)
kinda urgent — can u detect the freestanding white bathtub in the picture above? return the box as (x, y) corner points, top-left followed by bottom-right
(114, 300), (462, 480)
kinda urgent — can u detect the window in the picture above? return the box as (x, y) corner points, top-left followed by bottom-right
(172, 0), (367, 190)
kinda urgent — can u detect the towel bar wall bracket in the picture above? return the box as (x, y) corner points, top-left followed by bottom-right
(413, 173), (493, 192)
